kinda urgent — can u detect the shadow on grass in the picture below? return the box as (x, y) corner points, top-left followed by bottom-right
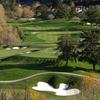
(0, 55), (99, 73)
(0, 63), (98, 73)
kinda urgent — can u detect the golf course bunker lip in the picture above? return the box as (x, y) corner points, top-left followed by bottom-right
(32, 82), (81, 96)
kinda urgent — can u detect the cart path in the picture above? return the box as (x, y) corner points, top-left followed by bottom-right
(1, 72), (100, 83)
(0, 72), (85, 83)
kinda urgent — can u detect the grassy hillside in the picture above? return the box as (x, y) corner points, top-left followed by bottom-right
(0, 19), (99, 80)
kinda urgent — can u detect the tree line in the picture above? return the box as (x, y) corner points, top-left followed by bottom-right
(57, 30), (100, 71)
(56, 6), (100, 71)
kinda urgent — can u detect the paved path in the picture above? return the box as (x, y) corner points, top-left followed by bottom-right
(0, 72), (85, 83)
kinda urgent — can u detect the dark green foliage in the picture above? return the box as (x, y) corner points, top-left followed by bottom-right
(78, 30), (100, 71)
(38, 4), (48, 19)
(0, 0), (17, 11)
(57, 34), (76, 66)
(54, 0), (76, 19)
(81, 6), (100, 25)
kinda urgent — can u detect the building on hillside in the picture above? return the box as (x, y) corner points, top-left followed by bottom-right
(76, 6), (88, 13)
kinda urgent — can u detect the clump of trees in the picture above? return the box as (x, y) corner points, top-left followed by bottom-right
(53, 0), (76, 19)
(80, 6), (100, 27)
(57, 30), (100, 71)
(78, 30), (100, 71)
(23, 6), (35, 18)
(14, 6), (35, 18)
(0, 0), (17, 11)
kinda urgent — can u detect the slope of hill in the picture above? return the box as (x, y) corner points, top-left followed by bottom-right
(0, 4), (22, 45)
(0, 25), (22, 45)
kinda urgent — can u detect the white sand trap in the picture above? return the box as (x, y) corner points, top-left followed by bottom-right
(58, 83), (68, 90)
(12, 47), (20, 50)
(55, 89), (80, 96)
(26, 51), (31, 54)
(28, 18), (36, 21)
(32, 82), (80, 96)
(86, 22), (91, 25)
(32, 32), (38, 35)
(22, 47), (27, 49)
(6, 48), (11, 50)
(32, 82), (55, 92)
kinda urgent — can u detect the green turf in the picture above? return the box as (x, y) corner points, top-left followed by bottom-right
(0, 18), (98, 100)
(0, 18), (99, 81)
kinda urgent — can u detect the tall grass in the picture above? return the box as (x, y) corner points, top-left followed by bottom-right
(79, 77), (100, 100)
(0, 88), (47, 100)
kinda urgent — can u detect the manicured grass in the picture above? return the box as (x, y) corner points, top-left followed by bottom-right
(0, 57), (100, 80)
(0, 68), (45, 80)
(0, 48), (38, 59)
(0, 17), (100, 81)
(0, 16), (98, 100)
(0, 18), (98, 81)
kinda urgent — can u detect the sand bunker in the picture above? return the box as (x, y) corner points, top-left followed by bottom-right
(86, 22), (91, 25)
(33, 82), (55, 92)
(12, 47), (20, 50)
(28, 18), (36, 21)
(26, 51), (31, 54)
(55, 89), (80, 96)
(6, 48), (11, 50)
(32, 82), (80, 96)
(22, 47), (27, 49)
(32, 32), (38, 35)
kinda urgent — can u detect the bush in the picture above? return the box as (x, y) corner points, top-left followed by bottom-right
(23, 6), (35, 18)
(15, 6), (23, 18)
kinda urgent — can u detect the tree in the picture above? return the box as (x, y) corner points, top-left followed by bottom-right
(15, 6), (23, 18)
(0, 0), (17, 11)
(57, 34), (75, 66)
(54, 0), (76, 19)
(78, 30), (100, 71)
(38, 4), (48, 19)
(81, 6), (100, 27)
(23, 6), (34, 18)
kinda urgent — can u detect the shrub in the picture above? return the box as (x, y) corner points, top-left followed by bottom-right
(15, 6), (23, 18)
(23, 6), (35, 18)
